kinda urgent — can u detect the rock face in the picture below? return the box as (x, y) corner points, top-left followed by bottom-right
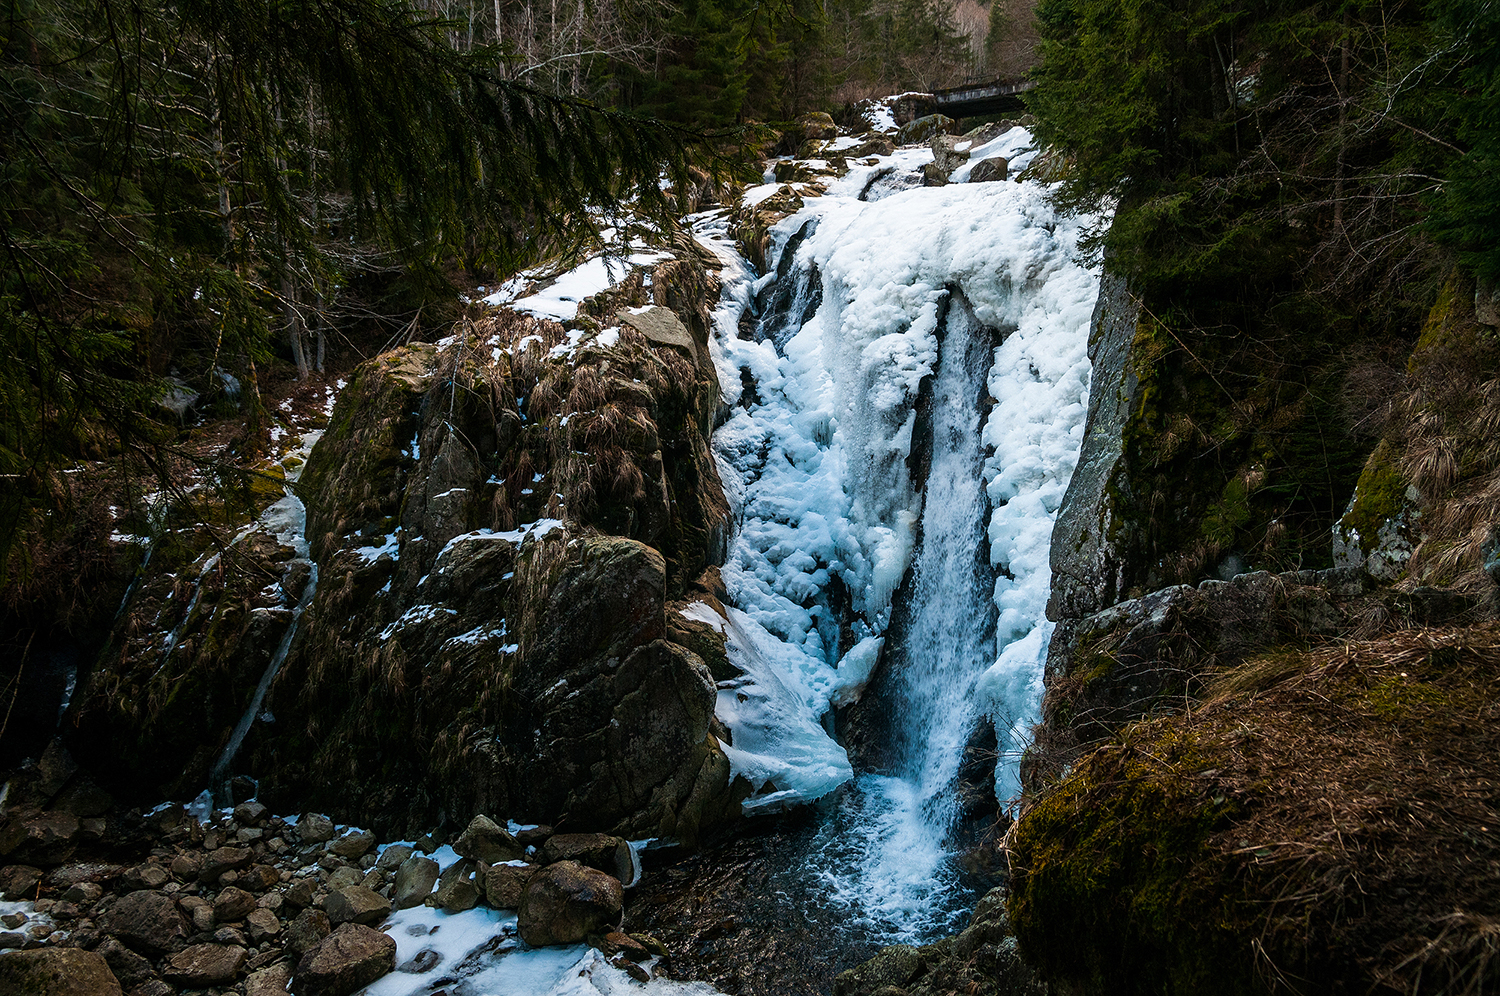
(517, 860), (624, 946)
(70, 242), (740, 846)
(0, 948), (123, 996)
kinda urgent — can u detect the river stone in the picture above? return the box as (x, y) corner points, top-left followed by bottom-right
(285, 876), (316, 908)
(539, 833), (633, 882)
(292, 922), (397, 996)
(392, 855), (440, 910)
(170, 852), (201, 881)
(451, 815), (523, 864)
(325, 885), (391, 927)
(481, 862), (539, 910)
(122, 863), (170, 891)
(163, 943), (248, 986)
(215, 885), (259, 923)
(517, 861), (623, 946)
(0, 948), (122, 995)
(969, 156), (1009, 183)
(795, 110), (838, 141)
(327, 866), (362, 890)
(98, 889), (189, 953)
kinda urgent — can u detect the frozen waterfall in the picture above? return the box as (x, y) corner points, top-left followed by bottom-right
(694, 127), (1103, 940)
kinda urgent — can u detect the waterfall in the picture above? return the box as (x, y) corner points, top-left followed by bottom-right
(694, 127), (1103, 943)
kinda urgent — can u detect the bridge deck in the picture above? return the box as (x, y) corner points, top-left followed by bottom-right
(930, 79), (1035, 119)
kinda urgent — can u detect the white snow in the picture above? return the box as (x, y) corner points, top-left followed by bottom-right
(489, 247), (670, 321)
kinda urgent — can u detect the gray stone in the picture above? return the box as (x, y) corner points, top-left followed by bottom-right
(391, 855), (439, 910)
(122, 864), (170, 891)
(620, 306), (702, 368)
(516, 861), (623, 946)
(969, 156), (1009, 183)
(539, 833), (633, 882)
(163, 943), (248, 986)
(930, 133), (970, 175)
(95, 937), (155, 989)
(1048, 267), (1144, 623)
(324, 885), (390, 927)
(291, 922), (396, 996)
(1477, 276), (1500, 327)
(326, 866), (362, 891)
(0, 947), (123, 995)
(63, 880), (104, 904)
(429, 861), (480, 913)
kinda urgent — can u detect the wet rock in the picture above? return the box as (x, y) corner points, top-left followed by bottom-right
(0, 810), (80, 864)
(234, 800), (270, 825)
(833, 944), (923, 996)
(292, 922), (397, 996)
(0, 947), (123, 995)
(391, 855), (439, 910)
(324, 885), (390, 927)
(481, 861), (538, 910)
(0, 864), (42, 899)
(98, 889), (190, 954)
(163, 942), (248, 986)
(214, 885), (259, 922)
(517, 860), (623, 946)
(128, 981), (175, 996)
(540, 833), (632, 882)
(285, 908), (331, 958)
(451, 815), (522, 864)
(598, 930), (652, 962)
(969, 156), (1009, 183)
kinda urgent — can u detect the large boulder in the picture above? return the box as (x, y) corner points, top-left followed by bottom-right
(324, 885), (390, 927)
(517, 860), (624, 946)
(969, 156), (1009, 183)
(391, 855), (439, 910)
(897, 113), (957, 145)
(539, 833), (633, 883)
(162, 943), (248, 986)
(292, 922), (397, 996)
(930, 133), (970, 175)
(452, 815), (522, 864)
(97, 889), (189, 954)
(0, 948), (123, 996)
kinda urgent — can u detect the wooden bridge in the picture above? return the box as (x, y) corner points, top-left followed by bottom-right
(929, 78), (1035, 119)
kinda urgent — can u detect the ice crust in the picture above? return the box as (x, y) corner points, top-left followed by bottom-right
(698, 127), (1101, 811)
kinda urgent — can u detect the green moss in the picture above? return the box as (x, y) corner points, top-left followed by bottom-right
(1009, 725), (1253, 995)
(1340, 440), (1410, 557)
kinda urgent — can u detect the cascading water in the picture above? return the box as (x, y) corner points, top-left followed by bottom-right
(694, 125), (1104, 945)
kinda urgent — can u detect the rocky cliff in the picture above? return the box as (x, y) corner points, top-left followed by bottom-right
(1010, 266), (1500, 995)
(66, 243), (744, 845)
